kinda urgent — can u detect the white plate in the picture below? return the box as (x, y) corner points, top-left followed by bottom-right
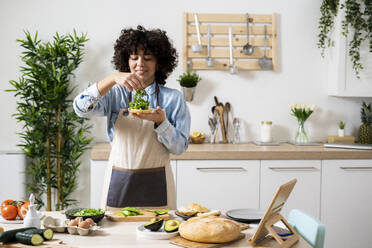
(0, 211), (44, 224)
(226, 208), (265, 223)
(136, 224), (179, 240)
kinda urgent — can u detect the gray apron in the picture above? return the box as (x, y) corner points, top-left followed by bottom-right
(100, 84), (176, 211)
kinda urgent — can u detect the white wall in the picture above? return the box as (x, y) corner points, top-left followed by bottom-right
(0, 0), (370, 207)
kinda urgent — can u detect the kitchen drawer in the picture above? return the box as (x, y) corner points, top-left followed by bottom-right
(260, 160), (321, 219)
(176, 160), (260, 210)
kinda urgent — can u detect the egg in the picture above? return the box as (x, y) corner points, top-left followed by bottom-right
(68, 219), (79, 227)
(78, 221), (90, 229)
(75, 217), (83, 223)
(85, 218), (95, 226)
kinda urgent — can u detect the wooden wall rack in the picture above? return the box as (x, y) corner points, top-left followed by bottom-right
(182, 13), (277, 71)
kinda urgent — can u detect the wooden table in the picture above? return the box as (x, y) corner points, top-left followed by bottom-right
(1, 212), (311, 248)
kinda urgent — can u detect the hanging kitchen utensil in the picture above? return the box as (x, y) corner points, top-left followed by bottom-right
(206, 25), (214, 67)
(242, 13), (254, 55)
(228, 26), (238, 74)
(258, 25), (273, 70)
(192, 13), (203, 53)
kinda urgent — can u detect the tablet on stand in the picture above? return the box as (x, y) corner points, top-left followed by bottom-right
(248, 179), (299, 248)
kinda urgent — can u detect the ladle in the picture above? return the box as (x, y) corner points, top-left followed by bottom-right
(258, 25), (273, 70)
(192, 13), (203, 53)
(242, 13), (254, 55)
(206, 25), (214, 67)
(228, 26), (238, 74)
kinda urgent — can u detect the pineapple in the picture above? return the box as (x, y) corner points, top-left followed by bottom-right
(358, 102), (372, 144)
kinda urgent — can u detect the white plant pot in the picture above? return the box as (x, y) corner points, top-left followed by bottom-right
(338, 128), (345, 137)
(182, 87), (196, 102)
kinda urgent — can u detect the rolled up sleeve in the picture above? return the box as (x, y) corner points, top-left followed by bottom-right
(154, 92), (190, 155)
(73, 83), (106, 117)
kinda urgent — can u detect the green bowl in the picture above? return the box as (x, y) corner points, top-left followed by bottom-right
(65, 208), (105, 224)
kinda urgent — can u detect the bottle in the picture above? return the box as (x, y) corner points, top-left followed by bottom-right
(260, 121), (273, 143)
(23, 194), (41, 228)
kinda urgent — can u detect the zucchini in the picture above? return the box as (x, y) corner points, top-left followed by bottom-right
(0, 227), (36, 243)
(24, 228), (54, 240)
(15, 232), (44, 246)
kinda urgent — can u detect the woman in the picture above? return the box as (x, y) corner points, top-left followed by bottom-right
(73, 25), (190, 210)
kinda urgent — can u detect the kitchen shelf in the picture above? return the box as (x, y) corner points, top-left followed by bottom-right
(182, 12), (277, 71)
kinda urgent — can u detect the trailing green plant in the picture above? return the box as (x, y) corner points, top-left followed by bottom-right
(318, 0), (372, 78)
(6, 30), (92, 210)
(318, 0), (340, 56)
(338, 120), (346, 129)
(177, 71), (201, 88)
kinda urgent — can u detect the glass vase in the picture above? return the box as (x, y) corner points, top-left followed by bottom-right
(295, 121), (309, 145)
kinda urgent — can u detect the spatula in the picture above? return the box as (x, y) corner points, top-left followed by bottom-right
(258, 25), (273, 70)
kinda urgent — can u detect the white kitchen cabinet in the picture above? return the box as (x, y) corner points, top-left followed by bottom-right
(90, 160), (177, 209)
(260, 160), (321, 219)
(0, 152), (27, 201)
(176, 160), (260, 210)
(90, 160), (108, 209)
(321, 160), (372, 248)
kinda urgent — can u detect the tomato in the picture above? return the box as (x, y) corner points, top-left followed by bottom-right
(17, 201), (30, 220)
(2, 205), (18, 220)
(1, 200), (15, 211)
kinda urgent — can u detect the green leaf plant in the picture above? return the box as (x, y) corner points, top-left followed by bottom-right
(318, 0), (372, 78)
(6, 30), (92, 211)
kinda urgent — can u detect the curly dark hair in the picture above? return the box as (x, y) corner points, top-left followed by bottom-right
(112, 25), (178, 85)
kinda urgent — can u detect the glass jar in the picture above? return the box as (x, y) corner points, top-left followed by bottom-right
(260, 121), (272, 143)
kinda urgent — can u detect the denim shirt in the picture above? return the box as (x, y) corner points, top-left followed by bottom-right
(73, 82), (191, 155)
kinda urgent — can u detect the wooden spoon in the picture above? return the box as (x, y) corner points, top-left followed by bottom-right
(215, 105), (227, 143)
(225, 102), (231, 135)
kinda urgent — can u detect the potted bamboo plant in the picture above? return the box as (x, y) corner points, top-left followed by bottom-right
(177, 71), (201, 102)
(7, 30), (92, 211)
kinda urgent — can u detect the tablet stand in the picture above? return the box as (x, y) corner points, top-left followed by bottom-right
(248, 179), (299, 248)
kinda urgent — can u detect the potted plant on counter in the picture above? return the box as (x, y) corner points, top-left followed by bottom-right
(358, 102), (372, 144)
(7, 30), (92, 211)
(338, 121), (346, 137)
(177, 71), (201, 102)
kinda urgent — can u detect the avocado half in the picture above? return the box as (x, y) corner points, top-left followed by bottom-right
(144, 218), (164, 232)
(164, 219), (181, 233)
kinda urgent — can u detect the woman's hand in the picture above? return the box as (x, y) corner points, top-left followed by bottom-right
(97, 72), (147, 96)
(113, 72), (147, 91)
(132, 106), (166, 125)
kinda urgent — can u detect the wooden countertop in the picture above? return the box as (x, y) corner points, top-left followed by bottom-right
(0, 212), (311, 248)
(91, 142), (372, 160)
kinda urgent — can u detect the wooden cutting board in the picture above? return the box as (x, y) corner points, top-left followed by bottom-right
(1, 239), (76, 248)
(169, 233), (245, 248)
(106, 210), (170, 222)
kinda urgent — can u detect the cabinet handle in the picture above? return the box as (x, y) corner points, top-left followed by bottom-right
(196, 167), (246, 172)
(340, 166), (372, 171)
(268, 166), (318, 171)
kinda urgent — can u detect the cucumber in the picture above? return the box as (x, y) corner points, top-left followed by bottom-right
(24, 228), (54, 240)
(15, 232), (44, 246)
(0, 227), (36, 243)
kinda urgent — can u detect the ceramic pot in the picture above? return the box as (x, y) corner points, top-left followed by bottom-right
(182, 87), (196, 102)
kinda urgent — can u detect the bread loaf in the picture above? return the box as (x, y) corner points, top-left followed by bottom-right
(179, 216), (241, 243)
(187, 203), (209, 213)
